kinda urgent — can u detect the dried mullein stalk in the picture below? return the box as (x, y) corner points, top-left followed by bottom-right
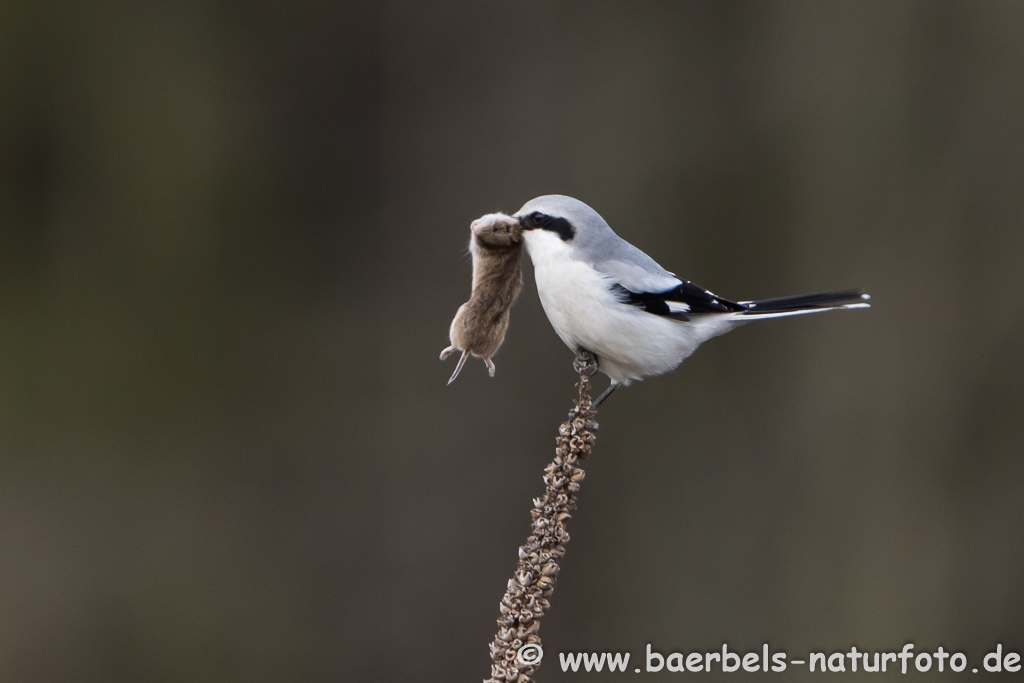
(484, 374), (597, 683)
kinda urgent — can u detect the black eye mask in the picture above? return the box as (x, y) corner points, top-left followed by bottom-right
(522, 212), (575, 241)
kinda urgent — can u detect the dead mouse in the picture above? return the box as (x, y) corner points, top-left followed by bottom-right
(440, 212), (524, 383)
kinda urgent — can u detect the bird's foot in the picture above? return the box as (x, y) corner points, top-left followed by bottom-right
(573, 348), (599, 376)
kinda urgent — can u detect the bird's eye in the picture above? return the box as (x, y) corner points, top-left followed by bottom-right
(529, 212), (546, 226)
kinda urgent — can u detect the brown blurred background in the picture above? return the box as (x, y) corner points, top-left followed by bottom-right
(2, 1), (1023, 681)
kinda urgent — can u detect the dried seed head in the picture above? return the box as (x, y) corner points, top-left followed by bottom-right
(485, 375), (597, 683)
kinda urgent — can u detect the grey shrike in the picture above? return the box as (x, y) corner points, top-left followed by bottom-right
(513, 195), (869, 407)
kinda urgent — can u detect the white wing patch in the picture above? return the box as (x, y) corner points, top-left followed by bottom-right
(666, 302), (690, 314)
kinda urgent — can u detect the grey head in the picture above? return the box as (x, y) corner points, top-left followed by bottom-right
(515, 194), (607, 245)
(513, 194), (680, 292)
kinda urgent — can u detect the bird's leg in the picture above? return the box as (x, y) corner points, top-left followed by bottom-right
(484, 357), (496, 377)
(573, 348), (599, 376)
(591, 382), (618, 409)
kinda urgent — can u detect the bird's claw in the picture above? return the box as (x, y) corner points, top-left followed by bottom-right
(573, 349), (599, 376)
(567, 412), (599, 429)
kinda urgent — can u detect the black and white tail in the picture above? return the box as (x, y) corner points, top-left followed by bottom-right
(737, 290), (870, 319)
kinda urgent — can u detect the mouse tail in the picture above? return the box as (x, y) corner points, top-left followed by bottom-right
(447, 349), (470, 385)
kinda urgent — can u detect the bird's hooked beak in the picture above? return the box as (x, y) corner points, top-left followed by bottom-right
(512, 214), (537, 230)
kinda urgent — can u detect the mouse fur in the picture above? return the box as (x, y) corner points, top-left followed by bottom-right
(440, 213), (524, 383)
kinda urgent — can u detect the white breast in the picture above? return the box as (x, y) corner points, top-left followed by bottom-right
(523, 231), (735, 384)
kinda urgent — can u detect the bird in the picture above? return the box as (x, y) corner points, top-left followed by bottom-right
(512, 195), (869, 408)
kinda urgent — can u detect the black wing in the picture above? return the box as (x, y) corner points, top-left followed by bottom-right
(611, 281), (746, 321)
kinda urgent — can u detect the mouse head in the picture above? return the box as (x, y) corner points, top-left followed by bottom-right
(470, 213), (523, 250)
